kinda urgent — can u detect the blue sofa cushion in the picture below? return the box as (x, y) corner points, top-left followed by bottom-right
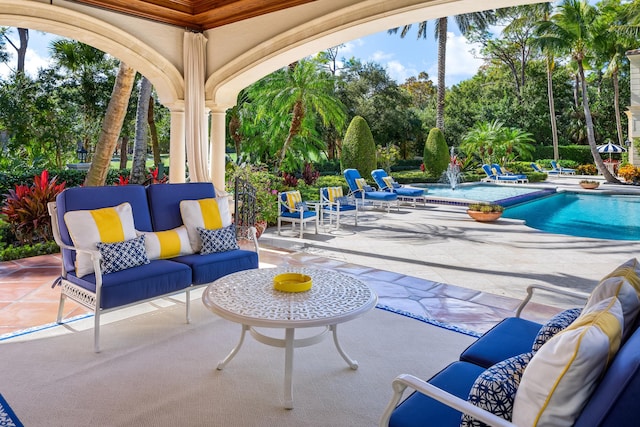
(459, 317), (542, 368)
(56, 185), (153, 273)
(198, 225), (239, 253)
(532, 307), (582, 352)
(172, 250), (258, 285)
(461, 352), (534, 427)
(67, 260), (192, 309)
(96, 235), (150, 274)
(389, 361), (485, 427)
(146, 183), (216, 231)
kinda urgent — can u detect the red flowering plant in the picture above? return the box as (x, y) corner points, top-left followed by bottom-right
(1, 170), (66, 244)
(148, 166), (168, 184)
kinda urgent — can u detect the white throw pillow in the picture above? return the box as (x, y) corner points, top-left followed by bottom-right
(63, 202), (137, 277)
(179, 197), (232, 252)
(136, 226), (193, 259)
(512, 297), (623, 427)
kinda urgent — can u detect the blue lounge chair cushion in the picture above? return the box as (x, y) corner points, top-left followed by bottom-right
(388, 361), (486, 427)
(395, 187), (425, 197)
(324, 204), (357, 212)
(459, 317), (542, 368)
(172, 250), (259, 285)
(362, 191), (398, 201)
(67, 259), (192, 309)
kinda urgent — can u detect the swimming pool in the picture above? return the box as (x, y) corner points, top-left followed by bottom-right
(415, 183), (555, 206)
(503, 191), (640, 241)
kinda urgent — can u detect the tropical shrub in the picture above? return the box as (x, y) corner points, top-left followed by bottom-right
(341, 116), (377, 177)
(423, 128), (449, 178)
(576, 164), (597, 175)
(1, 170), (66, 244)
(618, 164), (640, 183)
(301, 162), (320, 185)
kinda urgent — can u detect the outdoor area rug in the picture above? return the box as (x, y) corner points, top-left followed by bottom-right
(0, 394), (23, 427)
(0, 302), (475, 426)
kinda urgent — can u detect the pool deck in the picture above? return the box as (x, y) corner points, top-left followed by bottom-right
(2, 174), (640, 338)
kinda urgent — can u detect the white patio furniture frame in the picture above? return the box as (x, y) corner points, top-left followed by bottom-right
(202, 267), (377, 409)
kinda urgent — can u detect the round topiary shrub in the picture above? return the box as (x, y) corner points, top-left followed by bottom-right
(341, 116), (377, 177)
(423, 128), (449, 178)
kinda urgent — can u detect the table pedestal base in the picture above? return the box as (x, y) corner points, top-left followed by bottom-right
(216, 323), (358, 409)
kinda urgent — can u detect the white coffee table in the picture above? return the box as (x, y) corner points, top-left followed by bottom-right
(201, 267), (377, 409)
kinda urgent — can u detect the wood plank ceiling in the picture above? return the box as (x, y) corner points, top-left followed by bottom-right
(69, 0), (316, 31)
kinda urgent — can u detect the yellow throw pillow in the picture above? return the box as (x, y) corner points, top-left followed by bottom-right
(285, 191), (302, 212)
(180, 197), (232, 252)
(355, 178), (367, 190)
(137, 226), (193, 259)
(63, 202), (137, 278)
(327, 187), (343, 202)
(382, 176), (394, 189)
(512, 296), (623, 427)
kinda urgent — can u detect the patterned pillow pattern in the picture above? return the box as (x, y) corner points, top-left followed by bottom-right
(532, 308), (582, 352)
(461, 352), (534, 427)
(197, 225), (239, 254)
(96, 234), (150, 274)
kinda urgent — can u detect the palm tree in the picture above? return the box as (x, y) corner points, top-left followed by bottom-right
(536, 0), (620, 184)
(389, 11), (496, 131)
(84, 62), (136, 186)
(250, 59), (346, 171)
(130, 76), (152, 184)
(593, 0), (632, 147)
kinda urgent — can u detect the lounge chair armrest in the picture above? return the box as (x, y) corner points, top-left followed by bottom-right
(515, 284), (590, 317)
(379, 374), (516, 427)
(247, 226), (260, 253)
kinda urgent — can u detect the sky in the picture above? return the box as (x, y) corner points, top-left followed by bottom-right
(0, 25), (486, 87)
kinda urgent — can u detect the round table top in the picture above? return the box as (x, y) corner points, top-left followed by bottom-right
(202, 267), (377, 328)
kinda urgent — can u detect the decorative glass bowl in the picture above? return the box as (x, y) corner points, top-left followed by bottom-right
(273, 273), (312, 293)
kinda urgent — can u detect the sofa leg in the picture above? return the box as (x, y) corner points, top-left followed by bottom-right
(56, 293), (66, 323)
(186, 289), (192, 324)
(94, 310), (101, 353)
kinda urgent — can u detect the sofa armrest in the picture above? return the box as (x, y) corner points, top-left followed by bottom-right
(248, 226), (260, 253)
(515, 284), (590, 317)
(379, 374), (516, 427)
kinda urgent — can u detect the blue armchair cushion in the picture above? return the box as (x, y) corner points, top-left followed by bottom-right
(532, 308), (582, 352)
(461, 352), (534, 427)
(460, 317), (542, 368)
(96, 234), (150, 274)
(280, 210), (316, 219)
(197, 225), (239, 254)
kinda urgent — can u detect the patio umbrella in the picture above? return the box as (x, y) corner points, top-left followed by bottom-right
(597, 142), (626, 161)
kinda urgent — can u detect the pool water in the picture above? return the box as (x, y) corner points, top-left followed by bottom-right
(416, 183), (551, 205)
(503, 192), (640, 241)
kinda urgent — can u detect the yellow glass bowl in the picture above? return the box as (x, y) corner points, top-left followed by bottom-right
(273, 273), (312, 293)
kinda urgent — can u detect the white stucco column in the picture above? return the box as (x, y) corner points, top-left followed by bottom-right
(169, 106), (186, 182)
(209, 105), (227, 192)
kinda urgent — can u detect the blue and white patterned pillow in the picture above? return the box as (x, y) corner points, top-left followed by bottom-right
(295, 201), (309, 211)
(461, 352), (534, 427)
(197, 225), (239, 254)
(96, 234), (150, 274)
(532, 308), (582, 352)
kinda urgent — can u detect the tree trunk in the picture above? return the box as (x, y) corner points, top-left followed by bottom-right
(547, 56), (559, 161)
(578, 61), (620, 184)
(148, 95), (161, 166)
(130, 77), (153, 184)
(119, 136), (128, 170)
(612, 68), (624, 147)
(84, 62), (136, 186)
(16, 28), (28, 74)
(436, 17), (447, 131)
(277, 100), (304, 170)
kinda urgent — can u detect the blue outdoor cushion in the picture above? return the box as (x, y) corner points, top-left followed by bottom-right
(459, 317), (542, 368)
(172, 250), (258, 285)
(67, 259), (192, 309)
(146, 182), (216, 231)
(96, 235), (150, 274)
(362, 191), (397, 202)
(395, 187), (424, 197)
(389, 361), (485, 427)
(280, 211), (316, 219)
(532, 307), (582, 352)
(197, 225), (239, 254)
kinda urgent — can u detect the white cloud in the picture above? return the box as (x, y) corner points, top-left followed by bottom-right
(372, 50), (394, 62)
(386, 60), (418, 84)
(427, 32), (484, 87)
(0, 47), (53, 79)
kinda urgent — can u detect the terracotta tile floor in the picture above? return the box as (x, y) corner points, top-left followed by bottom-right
(0, 244), (559, 339)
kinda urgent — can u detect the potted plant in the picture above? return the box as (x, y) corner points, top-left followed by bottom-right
(467, 202), (504, 222)
(579, 180), (600, 190)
